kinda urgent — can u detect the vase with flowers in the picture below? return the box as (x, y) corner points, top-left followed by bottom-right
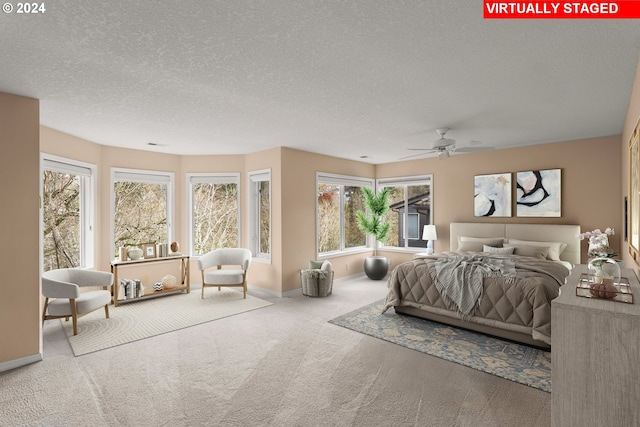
(576, 227), (620, 298)
(576, 227), (617, 259)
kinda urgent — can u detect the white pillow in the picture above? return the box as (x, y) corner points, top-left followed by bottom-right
(483, 245), (515, 255)
(503, 243), (549, 260)
(457, 236), (505, 252)
(507, 239), (567, 261)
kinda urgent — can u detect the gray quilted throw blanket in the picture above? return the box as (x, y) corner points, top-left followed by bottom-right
(431, 255), (516, 318)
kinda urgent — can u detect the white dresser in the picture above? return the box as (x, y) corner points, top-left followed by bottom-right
(551, 265), (640, 427)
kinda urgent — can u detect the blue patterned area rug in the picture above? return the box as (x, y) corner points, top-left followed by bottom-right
(329, 300), (551, 392)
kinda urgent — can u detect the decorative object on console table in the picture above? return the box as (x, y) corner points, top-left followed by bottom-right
(161, 274), (177, 290)
(157, 243), (169, 257)
(170, 241), (180, 255)
(143, 243), (157, 259)
(356, 187), (391, 280)
(422, 224), (437, 255)
(128, 246), (143, 260)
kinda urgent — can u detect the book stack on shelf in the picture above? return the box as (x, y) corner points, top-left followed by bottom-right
(118, 279), (144, 300)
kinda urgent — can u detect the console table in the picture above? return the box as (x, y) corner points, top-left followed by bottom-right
(110, 255), (190, 306)
(551, 264), (640, 427)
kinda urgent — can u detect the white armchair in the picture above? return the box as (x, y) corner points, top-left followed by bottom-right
(42, 268), (113, 335)
(197, 248), (252, 299)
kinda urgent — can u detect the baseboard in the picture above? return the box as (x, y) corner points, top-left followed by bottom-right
(334, 273), (368, 282)
(0, 353), (42, 373)
(248, 284), (302, 298)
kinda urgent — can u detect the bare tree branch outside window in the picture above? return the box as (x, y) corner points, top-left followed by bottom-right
(114, 182), (167, 251)
(192, 182), (238, 254)
(42, 170), (80, 270)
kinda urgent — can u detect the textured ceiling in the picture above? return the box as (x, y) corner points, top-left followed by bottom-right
(1, 1), (639, 164)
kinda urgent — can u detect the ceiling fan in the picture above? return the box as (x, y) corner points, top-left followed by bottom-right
(400, 128), (494, 160)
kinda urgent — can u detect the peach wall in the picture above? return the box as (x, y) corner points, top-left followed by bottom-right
(377, 136), (622, 263)
(0, 92), (41, 367)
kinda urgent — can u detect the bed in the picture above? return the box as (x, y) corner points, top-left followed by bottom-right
(383, 223), (580, 348)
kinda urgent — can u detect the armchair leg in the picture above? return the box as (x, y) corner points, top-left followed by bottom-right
(42, 298), (50, 326)
(70, 299), (79, 336)
(104, 304), (110, 319)
(201, 284), (205, 299)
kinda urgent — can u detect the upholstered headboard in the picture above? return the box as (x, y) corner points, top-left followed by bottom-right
(449, 222), (581, 265)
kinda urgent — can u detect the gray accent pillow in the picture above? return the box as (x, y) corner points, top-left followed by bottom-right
(506, 239), (567, 261)
(309, 260), (324, 269)
(457, 236), (505, 252)
(483, 245), (515, 255)
(503, 243), (549, 260)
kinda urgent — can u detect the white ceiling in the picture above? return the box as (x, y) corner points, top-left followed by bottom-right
(1, 1), (640, 164)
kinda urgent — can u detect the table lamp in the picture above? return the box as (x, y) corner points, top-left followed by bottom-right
(422, 224), (437, 255)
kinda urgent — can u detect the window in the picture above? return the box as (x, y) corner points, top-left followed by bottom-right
(378, 175), (433, 250)
(111, 168), (174, 257)
(41, 154), (95, 270)
(248, 169), (270, 261)
(188, 173), (240, 255)
(317, 173), (373, 256)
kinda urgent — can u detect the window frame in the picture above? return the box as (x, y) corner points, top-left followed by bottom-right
(316, 172), (374, 258)
(187, 172), (241, 256)
(40, 153), (96, 270)
(407, 212), (420, 240)
(110, 167), (175, 260)
(377, 174), (434, 252)
(248, 169), (271, 263)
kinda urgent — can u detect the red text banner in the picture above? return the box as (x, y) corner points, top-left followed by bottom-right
(484, 1), (640, 19)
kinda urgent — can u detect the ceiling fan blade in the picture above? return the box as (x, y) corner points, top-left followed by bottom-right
(399, 151), (434, 160)
(454, 146), (495, 153)
(406, 147), (433, 151)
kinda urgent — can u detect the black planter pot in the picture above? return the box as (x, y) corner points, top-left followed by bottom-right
(364, 256), (389, 280)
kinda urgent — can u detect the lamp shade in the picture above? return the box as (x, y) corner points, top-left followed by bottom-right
(422, 225), (437, 241)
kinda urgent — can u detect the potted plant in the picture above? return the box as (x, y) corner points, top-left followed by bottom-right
(356, 187), (391, 280)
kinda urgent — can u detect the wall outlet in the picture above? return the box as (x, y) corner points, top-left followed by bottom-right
(345, 263), (350, 270)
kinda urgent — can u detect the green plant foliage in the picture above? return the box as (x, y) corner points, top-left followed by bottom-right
(356, 187), (391, 245)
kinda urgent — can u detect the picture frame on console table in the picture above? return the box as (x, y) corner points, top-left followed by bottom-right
(143, 243), (157, 259)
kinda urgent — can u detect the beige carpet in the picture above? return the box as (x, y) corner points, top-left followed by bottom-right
(62, 288), (273, 356)
(2, 277), (551, 426)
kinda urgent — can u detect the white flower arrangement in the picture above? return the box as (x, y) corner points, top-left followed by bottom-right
(576, 228), (617, 258)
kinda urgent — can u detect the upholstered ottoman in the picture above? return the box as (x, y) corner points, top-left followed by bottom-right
(300, 260), (334, 297)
